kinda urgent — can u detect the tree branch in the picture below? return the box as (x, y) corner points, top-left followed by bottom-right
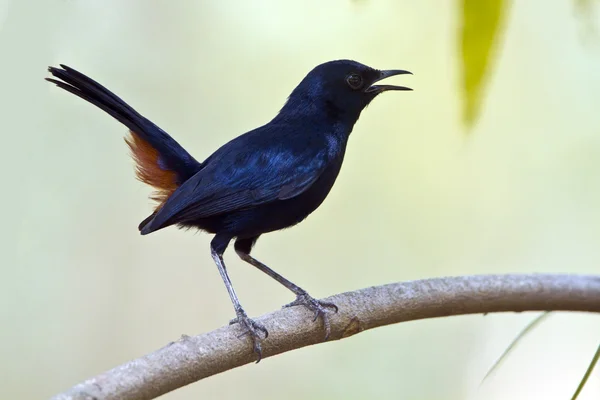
(52, 273), (600, 400)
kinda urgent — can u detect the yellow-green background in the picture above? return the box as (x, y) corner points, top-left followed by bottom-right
(2, 1), (600, 399)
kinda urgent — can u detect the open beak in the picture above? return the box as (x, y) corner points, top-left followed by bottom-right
(366, 69), (413, 93)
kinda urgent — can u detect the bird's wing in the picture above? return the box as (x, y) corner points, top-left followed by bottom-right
(141, 140), (329, 234)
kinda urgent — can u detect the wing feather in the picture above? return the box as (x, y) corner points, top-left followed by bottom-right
(141, 142), (329, 234)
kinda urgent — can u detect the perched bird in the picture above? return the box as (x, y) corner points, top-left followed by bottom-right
(46, 60), (412, 361)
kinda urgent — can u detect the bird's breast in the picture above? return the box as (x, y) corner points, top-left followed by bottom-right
(324, 127), (350, 159)
(276, 150), (345, 223)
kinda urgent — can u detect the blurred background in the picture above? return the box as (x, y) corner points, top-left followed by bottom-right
(2, 0), (600, 399)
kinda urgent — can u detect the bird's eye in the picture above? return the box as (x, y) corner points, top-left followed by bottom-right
(346, 73), (363, 90)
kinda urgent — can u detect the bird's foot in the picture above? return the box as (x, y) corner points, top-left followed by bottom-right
(283, 292), (339, 340)
(229, 310), (269, 363)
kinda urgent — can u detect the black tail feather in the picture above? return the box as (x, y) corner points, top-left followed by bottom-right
(46, 64), (202, 184)
(47, 64), (204, 233)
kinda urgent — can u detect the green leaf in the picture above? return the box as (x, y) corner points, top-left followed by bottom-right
(570, 343), (600, 400)
(460, 0), (509, 128)
(480, 312), (551, 385)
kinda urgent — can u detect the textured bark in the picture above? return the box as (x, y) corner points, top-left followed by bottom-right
(51, 274), (600, 400)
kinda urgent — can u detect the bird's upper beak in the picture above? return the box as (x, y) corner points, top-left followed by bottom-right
(366, 69), (413, 93)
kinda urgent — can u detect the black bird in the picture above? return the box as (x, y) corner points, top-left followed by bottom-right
(46, 60), (412, 361)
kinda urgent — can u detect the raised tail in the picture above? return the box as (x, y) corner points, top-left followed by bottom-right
(46, 64), (203, 231)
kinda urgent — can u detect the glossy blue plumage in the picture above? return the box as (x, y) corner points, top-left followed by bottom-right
(141, 60), (385, 237)
(46, 59), (412, 360)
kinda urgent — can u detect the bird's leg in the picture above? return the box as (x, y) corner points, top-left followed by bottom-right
(234, 238), (338, 340)
(210, 236), (267, 362)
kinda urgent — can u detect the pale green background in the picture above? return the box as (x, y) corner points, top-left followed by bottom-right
(2, 1), (600, 399)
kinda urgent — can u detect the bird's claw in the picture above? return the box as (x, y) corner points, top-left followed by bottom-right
(230, 311), (268, 363)
(283, 292), (338, 340)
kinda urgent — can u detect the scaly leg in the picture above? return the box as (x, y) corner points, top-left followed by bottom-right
(211, 234), (267, 362)
(234, 237), (338, 340)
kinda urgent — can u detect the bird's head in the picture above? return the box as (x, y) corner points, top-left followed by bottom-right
(279, 59), (412, 126)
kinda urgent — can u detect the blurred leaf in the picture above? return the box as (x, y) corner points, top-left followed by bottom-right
(573, 0), (599, 42)
(574, 0), (595, 13)
(574, 0), (598, 18)
(460, 0), (509, 129)
(570, 343), (600, 400)
(480, 312), (550, 385)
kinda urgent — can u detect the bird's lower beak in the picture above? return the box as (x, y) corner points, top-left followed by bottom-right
(366, 69), (413, 93)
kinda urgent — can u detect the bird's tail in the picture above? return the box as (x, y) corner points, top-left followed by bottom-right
(46, 65), (203, 231)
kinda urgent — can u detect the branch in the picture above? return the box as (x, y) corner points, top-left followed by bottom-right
(52, 273), (600, 400)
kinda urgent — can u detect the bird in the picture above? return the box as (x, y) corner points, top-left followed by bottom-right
(46, 60), (412, 361)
